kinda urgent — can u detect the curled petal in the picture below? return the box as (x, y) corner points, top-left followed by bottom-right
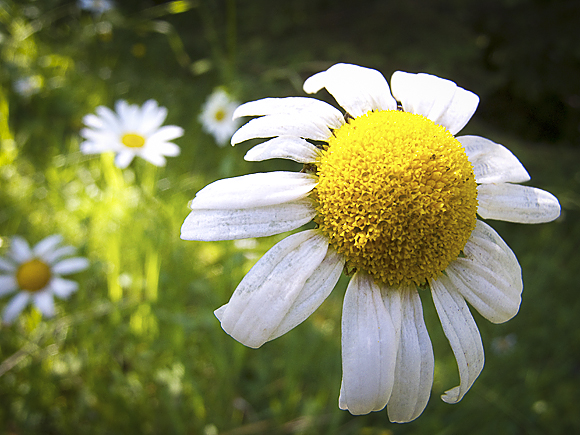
(385, 285), (434, 423)
(430, 275), (484, 404)
(214, 230), (331, 348)
(303, 63), (397, 117)
(181, 198), (316, 241)
(390, 71), (479, 135)
(458, 135), (530, 184)
(115, 151), (135, 169)
(10, 237), (32, 263)
(231, 114), (333, 144)
(477, 183), (561, 223)
(339, 272), (397, 415)
(446, 220), (522, 323)
(244, 136), (322, 164)
(189, 172), (317, 210)
(233, 97), (344, 130)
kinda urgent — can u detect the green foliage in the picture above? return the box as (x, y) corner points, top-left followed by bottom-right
(1, 0), (579, 434)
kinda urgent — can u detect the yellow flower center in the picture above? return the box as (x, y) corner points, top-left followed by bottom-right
(121, 133), (146, 148)
(16, 258), (51, 292)
(214, 109), (226, 121)
(315, 110), (478, 286)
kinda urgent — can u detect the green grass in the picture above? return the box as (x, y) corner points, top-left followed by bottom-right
(1, 1), (579, 434)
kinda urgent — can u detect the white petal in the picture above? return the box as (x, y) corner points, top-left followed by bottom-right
(139, 150), (167, 167)
(181, 198), (316, 241)
(52, 257), (89, 275)
(189, 172), (316, 210)
(147, 125), (184, 144)
(339, 272), (397, 415)
(390, 71), (479, 135)
(214, 230), (330, 348)
(430, 275), (484, 404)
(0, 258), (15, 272)
(0, 275), (18, 296)
(50, 277), (79, 299)
(233, 97), (344, 130)
(43, 245), (76, 264)
(231, 114), (333, 144)
(115, 151), (135, 169)
(33, 235), (63, 257)
(303, 63), (397, 117)
(10, 236), (32, 263)
(458, 135), (530, 184)
(446, 220), (522, 323)
(385, 286), (434, 423)
(33, 291), (55, 317)
(83, 113), (104, 129)
(260, 245), (344, 341)
(244, 136), (321, 163)
(95, 105), (121, 133)
(2, 292), (30, 324)
(477, 183), (561, 223)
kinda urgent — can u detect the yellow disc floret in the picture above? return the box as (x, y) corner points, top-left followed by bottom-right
(121, 133), (146, 148)
(315, 110), (478, 286)
(16, 258), (52, 292)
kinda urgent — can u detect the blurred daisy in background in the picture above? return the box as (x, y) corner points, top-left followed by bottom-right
(78, 0), (114, 14)
(13, 75), (43, 98)
(198, 89), (241, 146)
(80, 99), (184, 168)
(181, 63), (561, 422)
(0, 235), (89, 324)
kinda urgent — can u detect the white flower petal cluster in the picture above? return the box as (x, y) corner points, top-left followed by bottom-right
(80, 99), (183, 168)
(78, 0), (114, 14)
(181, 63), (561, 422)
(0, 235), (89, 324)
(198, 89), (241, 146)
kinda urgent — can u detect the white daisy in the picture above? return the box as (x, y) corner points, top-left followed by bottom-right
(198, 89), (241, 146)
(180, 63), (561, 422)
(80, 99), (184, 169)
(0, 235), (89, 324)
(78, 0), (114, 14)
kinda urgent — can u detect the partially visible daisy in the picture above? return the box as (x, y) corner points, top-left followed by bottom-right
(78, 0), (114, 14)
(181, 63), (561, 422)
(80, 99), (183, 168)
(198, 89), (241, 146)
(0, 235), (89, 324)
(13, 75), (43, 98)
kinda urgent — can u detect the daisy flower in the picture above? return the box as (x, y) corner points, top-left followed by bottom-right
(198, 89), (241, 146)
(180, 63), (561, 422)
(78, 0), (114, 14)
(0, 235), (89, 324)
(80, 99), (184, 169)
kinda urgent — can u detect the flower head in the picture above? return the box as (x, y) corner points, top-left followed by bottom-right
(78, 0), (114, 14)
(80, 99), (183, 168)
(180, 63), (561, 422)
(198, 89), (241, 146)
(0, 235), (89, 324)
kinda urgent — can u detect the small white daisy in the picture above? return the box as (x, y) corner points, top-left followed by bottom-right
(0, 235), (89, 324)
(13, 75), (43, 98)
(198, 89), (241, 146)
(180, 63), (561, 422)
(78, 0), (114, 14)
(80, 99), (184, 169)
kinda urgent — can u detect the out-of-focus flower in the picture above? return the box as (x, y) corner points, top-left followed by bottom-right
(13, 75), (42, 98)
(80, 99), (184, 168)
(0, 235), (89, 324)
(198, 89), (241, 146)
(78, 0), (114, 14)
(181, 63), (561, 422)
